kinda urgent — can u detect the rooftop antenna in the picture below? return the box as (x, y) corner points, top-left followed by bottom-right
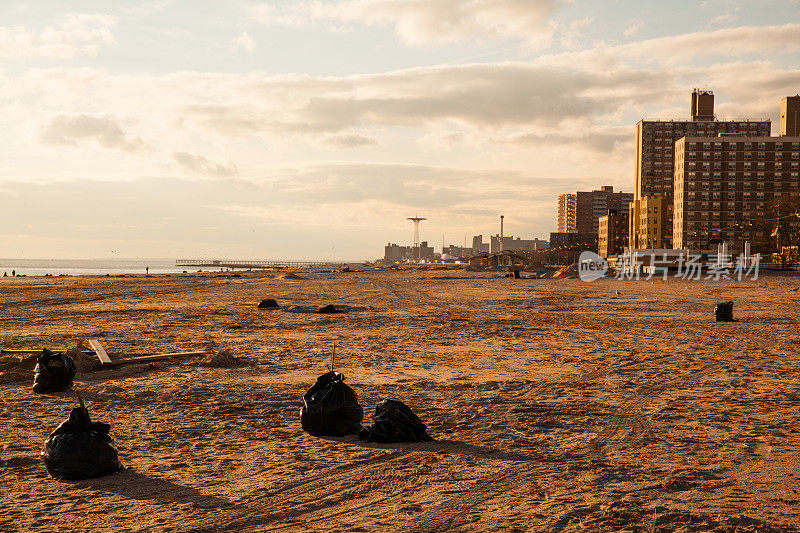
(407, 216), (427, 262)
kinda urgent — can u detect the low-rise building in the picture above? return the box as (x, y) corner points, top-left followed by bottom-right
(549, 232), (597, 251)
(629, 196), (672, 249)
(384, 241), (435, 262)
(471, 235), (490, 254)
(412, 241), (435, 261)
(442, 245), (471, 258)
(384, 243), (411, 262)
(489, 235), (549, 253)
(598, 209), (628, 258)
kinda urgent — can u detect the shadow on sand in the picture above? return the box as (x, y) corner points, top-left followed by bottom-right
(77, 469), (235, 509)
(321, 435), (546, 463)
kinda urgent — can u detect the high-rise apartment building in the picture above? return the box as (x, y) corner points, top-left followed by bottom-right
(634, 89), (771, 200)
(673, 135), (800, 250)
(582, 186), (633, 236)
(781, 95), (800, 137)
(630, 89), (772, 248)
(558, 186), (632, 235)
(557, 193), (577, 232)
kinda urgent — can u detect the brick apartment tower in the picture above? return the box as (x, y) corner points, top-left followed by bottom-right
(673, 100), (800, 251)
(557, 193), (577, 232)
(781, 95), (800, 137)
(558, 187), (632, 236)
(629, 89), (772, 249)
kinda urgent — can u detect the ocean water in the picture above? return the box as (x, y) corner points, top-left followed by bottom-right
(0, 259), (189, 277)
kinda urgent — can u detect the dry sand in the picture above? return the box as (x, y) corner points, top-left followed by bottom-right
(1, 268), (800, 532)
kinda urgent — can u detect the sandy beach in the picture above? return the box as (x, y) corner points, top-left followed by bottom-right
(2, 268), (800, 532)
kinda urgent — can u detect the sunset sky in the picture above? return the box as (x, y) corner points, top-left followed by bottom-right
(1, 0), (799, 260)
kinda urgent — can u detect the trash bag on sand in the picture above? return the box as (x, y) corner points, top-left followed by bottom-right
(42, 406), (125, 480)
(33, 349), (76, 394)
(715, 301), (734, 322)
(300, 371), (363, 436)
(359, 399), (433, 443)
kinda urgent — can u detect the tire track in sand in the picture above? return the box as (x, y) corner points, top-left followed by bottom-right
(185, 450), (413, 532)
(395, 361), (724, 532)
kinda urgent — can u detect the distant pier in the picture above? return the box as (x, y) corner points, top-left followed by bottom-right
(175, 259), (346, 269)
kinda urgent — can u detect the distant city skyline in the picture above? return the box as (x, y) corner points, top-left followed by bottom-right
(1, 1), (799, 259)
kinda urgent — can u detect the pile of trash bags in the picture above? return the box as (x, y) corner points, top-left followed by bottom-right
(257, 298), (279, 309)
(42, 404), (125, 481)
(300, 371), (433, 442)
(715, 301), (735, 322)
(300, 371), (363, 436)
(359, 399), (433, 443)
(33, 349), (76, 394)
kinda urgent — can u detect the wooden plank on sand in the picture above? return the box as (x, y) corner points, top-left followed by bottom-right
(88, 339), (113, 365)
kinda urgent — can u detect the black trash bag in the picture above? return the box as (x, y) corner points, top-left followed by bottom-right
(358, 399), (434, 443)
(300, 371), (363, 436)
(33, 349), (76, 394)
(258, 298), (279, 309)
(715, 301), (734, 322)
(42, 406), (125, 481)
(317, 304), (339, 314)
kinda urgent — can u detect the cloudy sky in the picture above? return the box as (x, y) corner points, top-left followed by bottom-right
(1, 0), (799, 260)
